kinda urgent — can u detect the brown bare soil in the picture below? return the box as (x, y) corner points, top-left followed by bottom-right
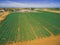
(6, 35), (60, 45)
(0, 12), (10, 22)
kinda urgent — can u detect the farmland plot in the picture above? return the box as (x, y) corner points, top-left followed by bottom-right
(0, 12), (60, 45)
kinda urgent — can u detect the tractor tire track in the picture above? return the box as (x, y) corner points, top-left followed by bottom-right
(29, 15), (55, 36)
(24, 14), (38, 39)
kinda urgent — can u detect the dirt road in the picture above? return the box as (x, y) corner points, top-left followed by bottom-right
(6, 35), (60, 45)
(0, 12), (10, 22)
(42, 9), (60, 13)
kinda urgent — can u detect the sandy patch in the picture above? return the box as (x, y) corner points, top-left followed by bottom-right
(6, 35), (60, 45)
(0, 12), (10, 22)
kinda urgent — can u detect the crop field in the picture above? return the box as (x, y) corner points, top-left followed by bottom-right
(0, 11), (60, 45)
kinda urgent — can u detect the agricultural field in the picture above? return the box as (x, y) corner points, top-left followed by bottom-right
(0, 11), (60, 45)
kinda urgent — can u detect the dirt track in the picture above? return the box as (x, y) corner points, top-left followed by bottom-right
(43, 9), (60, 13)
(0, 12), (10, 22)
(6, 35), (60, 45)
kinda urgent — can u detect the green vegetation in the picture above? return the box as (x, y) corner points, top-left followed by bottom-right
(0, 12), (60, 45)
